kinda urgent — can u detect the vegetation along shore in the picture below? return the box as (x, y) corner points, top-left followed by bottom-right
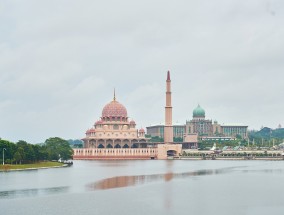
(0, 137), (73, 171)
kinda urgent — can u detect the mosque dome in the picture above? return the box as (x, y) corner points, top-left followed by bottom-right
(193, 104), (205, 118)
(102, 100), (128, 118)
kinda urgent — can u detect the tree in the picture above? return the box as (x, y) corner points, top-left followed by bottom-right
(0, 139), (16, 164)
(14, 151), (22, 165)
(174, 137), (183, 142)
(17, 141), (36, 163)
(14, 147), (25, 164)
(25, 145), (35, 163)
(236, 134), (242, 140)
(16, 140), (27, 161)
(33, 144), (48, 161)
(150, 136), (164, 142)
(45, 137), (73, 160)
(74, 143), (83, 148)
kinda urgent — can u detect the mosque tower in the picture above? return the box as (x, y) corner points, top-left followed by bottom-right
(164, 71), (173, 143)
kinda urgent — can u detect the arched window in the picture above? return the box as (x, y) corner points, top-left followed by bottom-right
(114, 144), (121, 148)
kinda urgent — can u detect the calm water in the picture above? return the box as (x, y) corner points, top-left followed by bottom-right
(0, 160), (284, 215)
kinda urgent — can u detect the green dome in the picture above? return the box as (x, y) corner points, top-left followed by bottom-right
(193, 104), (205, 118)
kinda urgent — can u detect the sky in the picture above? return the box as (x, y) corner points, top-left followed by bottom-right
(0, 0), (283, 143)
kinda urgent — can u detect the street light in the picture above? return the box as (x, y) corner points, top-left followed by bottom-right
(2, 148), (6, 165)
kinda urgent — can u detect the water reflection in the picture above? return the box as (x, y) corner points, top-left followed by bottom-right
(87, 167), (240, 191)
(242, 169), (284, 174)
(0, 186), (69, 199)
(95, 161), (129, 167)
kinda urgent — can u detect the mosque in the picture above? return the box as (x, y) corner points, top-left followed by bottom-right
(83, 92), (149, 149)
(73, 71), (182, 160)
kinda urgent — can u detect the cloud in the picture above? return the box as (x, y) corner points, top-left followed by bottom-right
(0, 0), (284, 142)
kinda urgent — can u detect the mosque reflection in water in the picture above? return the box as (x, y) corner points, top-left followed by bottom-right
(87, 167), (234, 191)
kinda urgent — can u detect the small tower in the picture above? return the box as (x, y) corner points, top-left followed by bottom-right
(138, 128), (145, 137)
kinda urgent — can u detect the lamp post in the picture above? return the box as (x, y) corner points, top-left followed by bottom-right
(2, 148), (6, 165)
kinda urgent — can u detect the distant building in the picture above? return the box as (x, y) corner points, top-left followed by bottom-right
(186, 104), (213, 136)
(200, 136), (236, 141)
(182, 133), (198, 149)
(220, 125), (248, 139)
(146, 125), (185, 139)
(186, 104), (248, 139)
(147, 104), (248, 142)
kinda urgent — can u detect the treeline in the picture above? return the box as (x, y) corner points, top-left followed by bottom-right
(147, 136), (183, 143)
(0, 137), (73, 165)
(249, 127), (284, 145)
(67, 139), (84, 148)
(249, 127), (284, 139)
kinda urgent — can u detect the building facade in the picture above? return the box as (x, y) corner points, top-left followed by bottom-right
(186, 105), (248, 139)
(146, 125), (185, 139)
(221, 125), (248, 139)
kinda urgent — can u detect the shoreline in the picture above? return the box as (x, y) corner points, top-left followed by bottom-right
(0, 162), (70, 172)
(180, 157), (284, 160)
(0, 164), (69, 172)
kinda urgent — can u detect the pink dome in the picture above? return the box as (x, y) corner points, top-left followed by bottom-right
(102, 100), (127, 118)
(95, 120), (103, 125)
(130, 120), (136, 124)
(86, 128), (96, 134)
(139, 128), (145, 133)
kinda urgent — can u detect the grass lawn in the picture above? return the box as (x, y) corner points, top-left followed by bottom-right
(0, 161), (64, 171)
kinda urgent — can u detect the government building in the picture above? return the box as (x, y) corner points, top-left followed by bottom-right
(146, 125), (185, 139)
(186, 104), (248, 139)
(147, 104), (248, 143)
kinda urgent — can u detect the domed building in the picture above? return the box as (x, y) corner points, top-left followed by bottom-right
(185, 105), (248, 139)
(192, 104), (205, 119)
(84, 96), (149, 149)
(186, 104), (213, 136)
(73, 93), (158, 159)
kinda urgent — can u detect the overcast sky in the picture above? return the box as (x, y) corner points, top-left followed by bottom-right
(0, 0), (283, 143)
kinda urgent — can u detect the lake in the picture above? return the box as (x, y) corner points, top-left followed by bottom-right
(0, 160), (284, 215)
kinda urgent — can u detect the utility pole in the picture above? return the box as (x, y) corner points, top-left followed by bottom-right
(2, 148), (6, 165)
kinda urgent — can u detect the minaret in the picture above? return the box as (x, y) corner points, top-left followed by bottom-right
(164, 71), (173, 144)
(113, 88), (116, 101)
